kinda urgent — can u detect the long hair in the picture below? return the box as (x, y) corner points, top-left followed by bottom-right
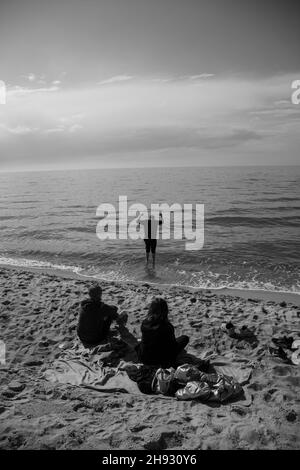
(147, 297), (169, 323)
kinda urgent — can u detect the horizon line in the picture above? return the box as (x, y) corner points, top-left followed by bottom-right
(1, 163), (300, 175)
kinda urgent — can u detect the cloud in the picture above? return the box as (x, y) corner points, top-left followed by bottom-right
(27, 73), (36, 82)
(8, 85), (60, 97)
(100, 127), (264, 153)
(22, 73), (48, 83)
(0, 125), (264, 168)
(0, 124), (38, 135)
(42, 114), (84, 134)
(0, 72), (299, 170)
(43, 127), (64, 134)
(98, 75), (134, 86)
(186, 74), (215, 80)
(151, 74), (215, 83)
(14, 73), (62, 93)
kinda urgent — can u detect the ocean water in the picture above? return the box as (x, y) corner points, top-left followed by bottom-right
(0, 166), (299, 293)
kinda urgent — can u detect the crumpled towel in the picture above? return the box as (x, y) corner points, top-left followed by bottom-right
(44, 334), (142, 395)
(211, 357), (252, 385)
(44, 356), (142, 394)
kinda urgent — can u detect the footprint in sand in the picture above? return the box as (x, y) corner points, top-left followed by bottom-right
(263, 388), (278, 402)
(272, 366), (289, 377)
(231, 405), (248, 417)
(248, 381), (264, 392)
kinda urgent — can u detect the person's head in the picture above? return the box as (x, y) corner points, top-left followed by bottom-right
(147, 297), (169, 322)
(88, 283), (102, 302)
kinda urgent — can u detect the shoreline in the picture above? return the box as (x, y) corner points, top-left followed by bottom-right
(1, 261), (300, 307)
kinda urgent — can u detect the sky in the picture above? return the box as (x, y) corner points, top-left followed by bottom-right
(0, 0), (299, 171)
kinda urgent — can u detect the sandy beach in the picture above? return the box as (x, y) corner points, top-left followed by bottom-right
(0, 265), (299, 450)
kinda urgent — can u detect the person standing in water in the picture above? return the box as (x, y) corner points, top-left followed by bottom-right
(137, 212), (163, 268)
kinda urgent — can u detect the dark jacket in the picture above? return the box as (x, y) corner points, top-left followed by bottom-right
(138, 317), (178, 367)
(77, 299), (118, 346)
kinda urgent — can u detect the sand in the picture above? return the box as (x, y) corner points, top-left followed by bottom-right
(0, 265), (299, 450)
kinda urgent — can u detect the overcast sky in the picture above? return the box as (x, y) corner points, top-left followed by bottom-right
(0, 0), (299, 171)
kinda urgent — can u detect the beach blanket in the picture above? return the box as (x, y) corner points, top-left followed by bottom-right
(44, 326), (253, 399)
(44, 348), (252, 400)
(44, 356), (142, 394)
(44, 331), (143, 394)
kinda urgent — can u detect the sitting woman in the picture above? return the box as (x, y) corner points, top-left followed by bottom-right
(136, 297), (189, 367)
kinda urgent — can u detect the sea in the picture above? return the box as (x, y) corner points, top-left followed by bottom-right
(0, 165), (299, 293)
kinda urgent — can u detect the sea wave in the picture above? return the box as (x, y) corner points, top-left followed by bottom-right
(206, 215), (300, 227)
(0, 255), (299, 295)
(0, 256), (83, 275)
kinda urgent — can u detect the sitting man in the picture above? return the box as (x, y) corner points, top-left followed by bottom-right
(77, 283), (127, 347)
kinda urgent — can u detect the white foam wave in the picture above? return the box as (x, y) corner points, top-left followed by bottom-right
(0, 255), (299, 295)
(0, 256), (82, 275)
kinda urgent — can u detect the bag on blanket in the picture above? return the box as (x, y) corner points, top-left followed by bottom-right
(151, 367), (175, 395)
(174, 363), (204, 383)
(208, 374), (243, 403)
(175, 373), (243, 402)
(175, 381), (211, 401)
